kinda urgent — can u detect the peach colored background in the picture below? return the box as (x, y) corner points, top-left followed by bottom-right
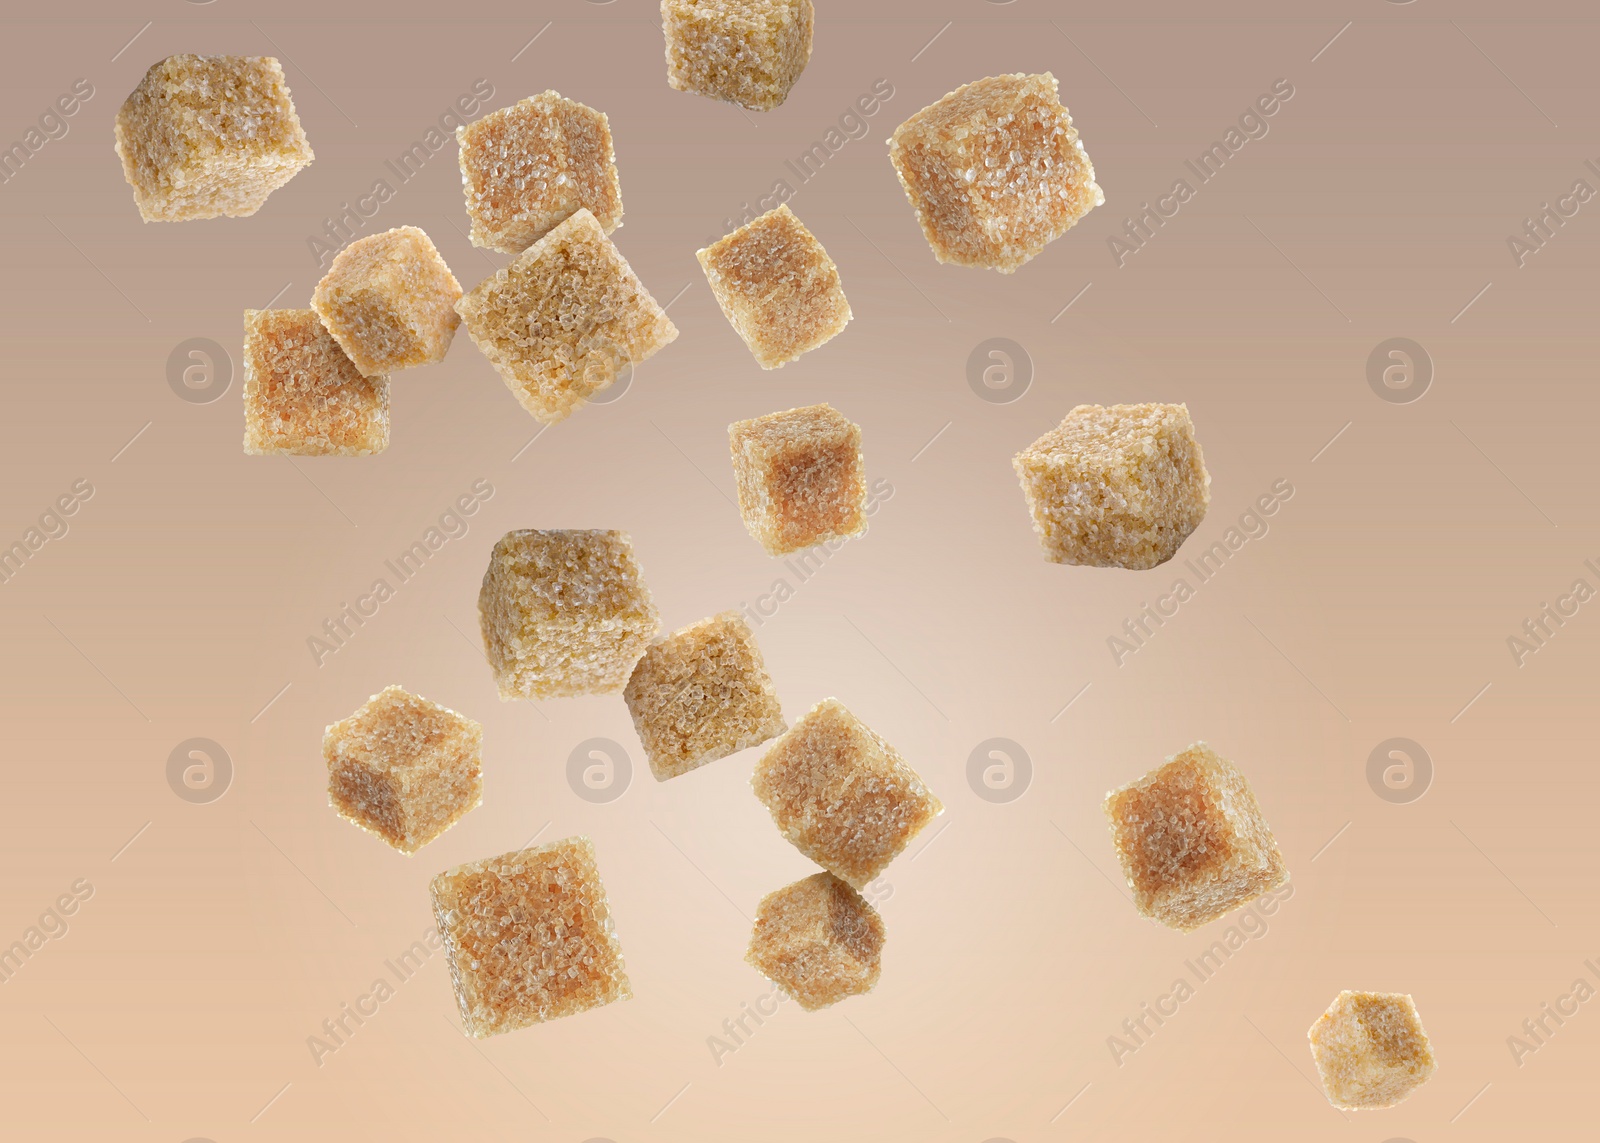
(1, 2), (1596, 1139)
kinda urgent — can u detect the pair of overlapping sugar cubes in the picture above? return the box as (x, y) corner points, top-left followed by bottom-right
(324, 528), (943, 1035)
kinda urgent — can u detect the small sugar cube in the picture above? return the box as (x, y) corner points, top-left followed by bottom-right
(697, 204), (850, 369)
(323, 685), (482, 854)
(312, 226), (462, 377)
(888, 72), (1101, 273)
(752, 698), (942, 888)
(457, 91), (624, 254)
(478, 529), (659, 700)
(1104, 743), (1287, 932)
(662, 0), (814, 112)
(455, 209), (678, 424)
(1309, 991), (1437, 1110)
(747, 872), (885, 1011)
(1013, 402), (1210, 570)
(242, 308), (388, 456)
(430, 837), (631, 1036)
(624, 611), (786, 781)
(729, 403), (866, 556)
(114, 54), (313, 222)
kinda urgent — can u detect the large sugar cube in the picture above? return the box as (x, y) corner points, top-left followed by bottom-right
(430, 837), (631, 1036)
(457, 91), (623, 254)
(624, 611), (786, 781)
(323, 685), (482, 854)
(455, 209), (678, 424)
(729, 403), (867, 556)
(312, 226), (462, 376)
(478, 529), (659, 700)
(1309, 991), (1437, 1110)
(752, 698), (942, 888)
(888, 72), (1101, 273)
(1104, 743), (1287, 932)
(747, 872), (885, 1011)
(114, 54), (313, 222)
(1013, 402), (1210, 570)
(697, 205), (851, 369)
(662, 0), (814, 112)
(242, 308), (389, 456)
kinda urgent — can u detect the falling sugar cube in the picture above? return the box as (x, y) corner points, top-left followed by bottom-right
(729, 403), (867, 556)
(662, 0), (814, 112)
(241, 308), (388, 456)
(1309, 991), (1437, 1110)
(747, 872), (885, 1011)
(311, 226), (462, 377)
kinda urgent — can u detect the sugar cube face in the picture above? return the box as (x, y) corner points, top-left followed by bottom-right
(1309, 991), (1437, 1110)
(624, 611), (786, 781)
(697, 205), (851, 369)
(323, 686), (482, 854)
(242, 308), (389, 456)
(457, 91), (623, 254)
(430, 837), (631, 1036)
(662, 0), (814, 112)
(478, 529), (659, 700)
(114, 54), (313, 222)
(888, 72), (1102, 273)
(1014, 402), (1210, 570)
(311, 226), (462, 377)
(729, 403), (867, 556)
(747, 873), (885, 1011)
(752, 698), (943, 888)
(455, 209), (678, 424)
(1104, 743), (1287, 932)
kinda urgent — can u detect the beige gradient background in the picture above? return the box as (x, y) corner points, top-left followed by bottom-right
(1, 1), (1597, 1139)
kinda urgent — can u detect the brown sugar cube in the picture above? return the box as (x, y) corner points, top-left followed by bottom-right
(311, 226), (462, 377)
(747, 873), (885, 1011)
(430, 837), (631, 1036)
(1104, 743), (1288, 932)
(697, 205), (851, 369)
(729, 403), (866, 556)
(114, 54), (313, 222)
(752, 698), (942, 889)
(1309, 991), (1437, 1110)
(888, 72), (1102, 273)
(241, 308), (389, 456)
(1013, 402), (1210, 570)
(454, 209), (678, 425)
(624, 611), (786, 781)
(662, 0), (814, 112)
(323, 686), (482, 854)
(457, 91), (623, 254)
(478, 529), (659, 701)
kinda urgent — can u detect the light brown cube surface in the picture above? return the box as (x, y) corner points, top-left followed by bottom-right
(1309, 991), (1437, 1110)
(478, 529), (659, 700)
(457, 91), (623, 254)
(312, 226), (462, 376)
(324, 686), (482, 854)
(242, 308), (389, 456)
(114, 54), (313, 222)
(430, 837), (631, 1036)
(624, 611), (786, 781)
(1104, 743), (1287, 932)
(1013, 402), (1210, 570)
(752, 698), (942, 888)
(663, 0), (814, 112)
(747, 873), (884, 1011)
(697, 205), (850, 369)
(889, 72), (1101, 273)
(455, 209), (678, 424)
(730, 403), (866, 556)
